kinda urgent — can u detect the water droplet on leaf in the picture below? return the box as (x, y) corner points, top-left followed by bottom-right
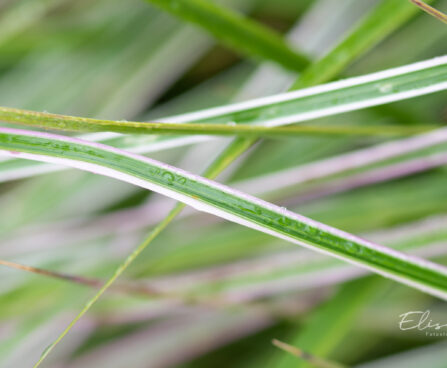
(378, 83), (393, 93)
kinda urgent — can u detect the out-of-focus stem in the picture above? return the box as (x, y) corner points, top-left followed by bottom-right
(410, 0), (447, 24)
(272, 339), (347, 368)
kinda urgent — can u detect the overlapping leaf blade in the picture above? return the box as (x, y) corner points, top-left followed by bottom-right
(1, 55), (447, 182)
(1, 127), (446, 300)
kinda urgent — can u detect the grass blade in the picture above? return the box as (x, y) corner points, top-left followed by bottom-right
(5, 212), (447, 307)
(272, 339), (347, 368)
(31, 130), (254, 367)
(9, 6), (446, 363)
(3, 0), (447, 365)
(143, 0), (309, 71)
(410, 0), (447, 24)
(32, 204), (183, 367)
(291, 0), (436, 89)
(158, 55), (447, 127)
(1, 128), (447, 301)
(1, 55), (447, 182)
(272, 278), (384, 368)
(0, 106), (437, 137)
(234, 127), (447, 197)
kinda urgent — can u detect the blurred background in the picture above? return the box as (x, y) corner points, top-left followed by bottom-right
(0, 0), (447, 367)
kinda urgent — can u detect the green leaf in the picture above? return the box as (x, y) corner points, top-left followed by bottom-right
(291, 0), (436, 89)
(0, 106), (436, 137)
(143, 0), (310, 71)
(273, 278), (385, 368)
(1, 55), (447, 182)
(1, 128), (446, 301)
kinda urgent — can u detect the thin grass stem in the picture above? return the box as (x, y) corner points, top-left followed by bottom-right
(0, 106), (436, 138)
(410, 0), (447, 24)
(272, 339), (347, 368)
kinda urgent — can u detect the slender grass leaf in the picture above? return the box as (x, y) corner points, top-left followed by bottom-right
(410, 0), (447, 24)
(5, 212), (447, 306)
(1, 55), (447, 183)
(11, 18), (447, 360)
(272, 339), (347, 368)
(1, 128), (446, 301)
(291, 0), (436, 89)
(31, 129), (258, 367)
(0, 106), (436, 137)
(273, 278), (384, 368)
(3, 0), (447, 365)
(234, 127), (447, 197)
(143, 0), (309, 71)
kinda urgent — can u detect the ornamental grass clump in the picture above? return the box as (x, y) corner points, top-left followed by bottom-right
(0, 1), (446, 367)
